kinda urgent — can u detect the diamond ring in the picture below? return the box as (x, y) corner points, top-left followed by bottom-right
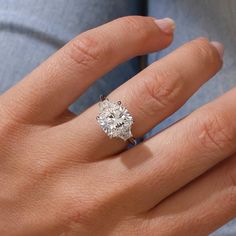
(96, 95), (136, 145)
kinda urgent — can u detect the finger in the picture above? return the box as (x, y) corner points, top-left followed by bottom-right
(104, 86), (236, 214)
(59, 38), (223, 160)
(0, 16), (173, 122)
(144, 154), (236, 236)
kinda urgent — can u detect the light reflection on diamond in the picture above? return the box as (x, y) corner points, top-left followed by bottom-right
(96, 99), (133, 141)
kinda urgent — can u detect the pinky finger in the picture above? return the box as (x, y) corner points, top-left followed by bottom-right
(143, 154), (236, 236)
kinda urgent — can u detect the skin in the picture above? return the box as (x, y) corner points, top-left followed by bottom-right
(0, 16), (236, 236)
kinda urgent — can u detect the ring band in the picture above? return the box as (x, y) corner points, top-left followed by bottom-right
(96, 95), (136, 145)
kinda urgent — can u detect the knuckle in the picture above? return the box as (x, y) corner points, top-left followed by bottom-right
(116, 16), (154, 41)
(117, 16), (146, 31)
(67, 33), (101, 67)
(196, 109), (234, 153)
(190, 38), (222, 66)
(136, 69), (183, 116)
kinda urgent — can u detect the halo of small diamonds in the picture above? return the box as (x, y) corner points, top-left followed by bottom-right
(96, 97), (134, 141)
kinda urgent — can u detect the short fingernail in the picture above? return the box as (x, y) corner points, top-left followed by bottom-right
(210, 41), (224, 59)
(154, 17), (176, 34)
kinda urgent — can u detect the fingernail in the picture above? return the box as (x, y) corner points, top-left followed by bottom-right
(210, 41), (224, 59)
(154, 18), (176, 34)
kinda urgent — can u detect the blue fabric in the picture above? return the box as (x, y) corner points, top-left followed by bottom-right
(0, 0), (236, 235)
(0, 0), (144, 113)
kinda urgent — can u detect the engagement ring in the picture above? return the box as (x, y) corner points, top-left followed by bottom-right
(96, 95), (136, 145)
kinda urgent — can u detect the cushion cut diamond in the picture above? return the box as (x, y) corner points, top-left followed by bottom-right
(96, 99), (133, 141)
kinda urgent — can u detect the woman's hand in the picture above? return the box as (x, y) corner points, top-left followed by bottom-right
(0, 16), (235, 236)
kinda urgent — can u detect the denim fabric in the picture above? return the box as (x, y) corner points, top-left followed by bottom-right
(0, 0), (144, 113)
(0, 0), (236, 235)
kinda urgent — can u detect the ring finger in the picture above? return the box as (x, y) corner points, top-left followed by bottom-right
(57, 38), (223, 160)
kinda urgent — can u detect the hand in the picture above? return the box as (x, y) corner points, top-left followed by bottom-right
(0, 16), (235, 236)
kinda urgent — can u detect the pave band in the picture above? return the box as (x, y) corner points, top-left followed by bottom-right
(96, 95), (136, 145)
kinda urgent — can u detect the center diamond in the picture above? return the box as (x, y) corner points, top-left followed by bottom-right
(96, 98), (133, 141)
